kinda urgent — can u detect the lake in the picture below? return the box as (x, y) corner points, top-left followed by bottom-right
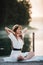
(30, 17), (43, 56)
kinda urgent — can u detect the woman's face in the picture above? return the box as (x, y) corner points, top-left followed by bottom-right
(15, 27), (22, 35)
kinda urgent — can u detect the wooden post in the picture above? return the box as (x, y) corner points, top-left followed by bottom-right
(33, 32), (35, 52)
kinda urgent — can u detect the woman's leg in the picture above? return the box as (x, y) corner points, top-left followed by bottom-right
(17, 52), (34, 61)
(24, 52), (34, 60)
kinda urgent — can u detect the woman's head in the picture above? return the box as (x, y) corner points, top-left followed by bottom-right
(12, 24), (22, 34)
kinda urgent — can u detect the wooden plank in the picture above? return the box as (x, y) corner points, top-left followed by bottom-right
(0, 61), (43, 65)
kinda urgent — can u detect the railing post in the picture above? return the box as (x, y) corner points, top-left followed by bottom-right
(33, 32), (35, 52)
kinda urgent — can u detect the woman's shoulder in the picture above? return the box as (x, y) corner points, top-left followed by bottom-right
(8, 32), (15, 39)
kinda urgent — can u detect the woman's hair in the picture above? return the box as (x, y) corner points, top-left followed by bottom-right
(12, 24), (23, 39)
(12, 24), (22, 32)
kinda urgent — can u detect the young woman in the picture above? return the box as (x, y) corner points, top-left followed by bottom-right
(3, 24), (34, 61)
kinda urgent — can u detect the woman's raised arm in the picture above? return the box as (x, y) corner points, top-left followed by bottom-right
(22, 27), (28, 37)
(5, 27), (15, 35)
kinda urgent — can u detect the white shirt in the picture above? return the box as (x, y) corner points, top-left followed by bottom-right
(8, 33), (24, 49)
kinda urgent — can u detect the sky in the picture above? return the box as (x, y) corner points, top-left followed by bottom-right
(30, 0), (43, 17)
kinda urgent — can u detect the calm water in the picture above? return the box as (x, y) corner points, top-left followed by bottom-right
(30, 17), (43, 56)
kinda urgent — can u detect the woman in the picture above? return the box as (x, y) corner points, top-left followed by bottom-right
(3, 24), (34, 61)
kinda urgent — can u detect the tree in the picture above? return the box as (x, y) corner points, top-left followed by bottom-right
(0, 0), (32, 27)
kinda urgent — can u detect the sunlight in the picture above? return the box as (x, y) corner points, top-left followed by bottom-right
(30, 18), (43, 56)
(29, 0), (43, 56)
(30, 0), (43, 17)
